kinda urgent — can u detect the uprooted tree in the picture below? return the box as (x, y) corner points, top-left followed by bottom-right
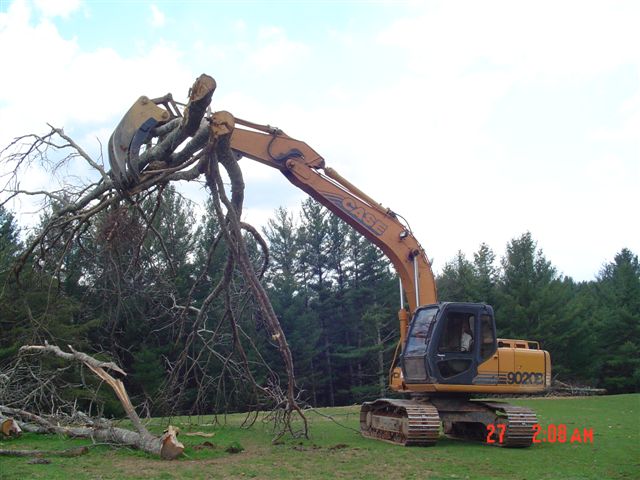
(0, 74), (307, 457)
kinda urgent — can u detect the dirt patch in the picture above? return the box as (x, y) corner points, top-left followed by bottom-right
(109, 444), (271, 477)
(328, 443), (349, 451)
(192, 441), (216, 451)
(291, 443), (322, 451)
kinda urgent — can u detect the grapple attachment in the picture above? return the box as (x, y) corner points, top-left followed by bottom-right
(108, 96), (169, 190)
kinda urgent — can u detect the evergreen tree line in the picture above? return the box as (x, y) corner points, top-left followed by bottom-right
(263, 201), (639, 398)
(1, 192), (638, 419)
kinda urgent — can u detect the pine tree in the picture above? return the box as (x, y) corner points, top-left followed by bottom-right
(0, 206), (20, 268)
(473, 243), (498, 305)
(437, 250), (477, 301)
(497, 232), (559, 339)
(0, 206), (23, 361)
(263, 206), (321, 405)
(592, 248), (640, 392)
(263, 207), (298, 293)
(545, 278), (599, 382)
(298, 198), (335, 406)
(339, 230), (397, 403)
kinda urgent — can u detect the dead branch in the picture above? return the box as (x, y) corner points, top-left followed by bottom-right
(20, 343), (126, 376)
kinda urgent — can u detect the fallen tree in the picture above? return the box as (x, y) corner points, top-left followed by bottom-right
(1, 343), (183, 459)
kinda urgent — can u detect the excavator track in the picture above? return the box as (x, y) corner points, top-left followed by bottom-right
(482, 402), (538, 447)
(361, 398), (538, 448)
(360, 399), (440, 446)
(438, 400), (538, 447)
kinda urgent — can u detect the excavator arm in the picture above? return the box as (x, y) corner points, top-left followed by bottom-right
(107, 101), (436, 348)
(220, 112), (437, 347)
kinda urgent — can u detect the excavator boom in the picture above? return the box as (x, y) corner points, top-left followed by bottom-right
(225, 113), (437, 348)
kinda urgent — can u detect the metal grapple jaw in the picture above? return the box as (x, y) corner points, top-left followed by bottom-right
(108, 96), (171, 191)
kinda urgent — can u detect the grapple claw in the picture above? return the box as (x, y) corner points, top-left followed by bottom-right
(108, 96), (169, 190)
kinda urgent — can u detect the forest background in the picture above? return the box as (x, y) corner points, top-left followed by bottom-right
(1, 188), (638, 418)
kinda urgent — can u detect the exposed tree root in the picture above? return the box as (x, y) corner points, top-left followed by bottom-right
(205, 129), (308, 440)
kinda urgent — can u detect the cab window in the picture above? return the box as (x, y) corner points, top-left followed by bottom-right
(438, 313), (474, 353)
(480, 314), (496, 360)
(405, 307), (438, 354)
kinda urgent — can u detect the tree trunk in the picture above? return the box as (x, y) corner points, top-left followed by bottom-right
(1, 407), (180, 459)
(376, 323), (386, 398)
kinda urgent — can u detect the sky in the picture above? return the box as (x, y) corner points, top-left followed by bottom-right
(0, 0), (638, 282)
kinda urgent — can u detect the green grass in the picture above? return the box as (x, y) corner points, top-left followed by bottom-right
(1, 394), (638, 479)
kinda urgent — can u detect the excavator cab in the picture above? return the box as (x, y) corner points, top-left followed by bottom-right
(402, 302), (497, 386)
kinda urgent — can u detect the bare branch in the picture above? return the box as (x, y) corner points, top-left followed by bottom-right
(49, 125), (109, 182)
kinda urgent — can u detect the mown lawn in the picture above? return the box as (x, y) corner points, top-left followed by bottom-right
(1, 394), (638, 479)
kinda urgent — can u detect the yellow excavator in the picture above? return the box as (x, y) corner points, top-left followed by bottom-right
(109, 94), (551, 448)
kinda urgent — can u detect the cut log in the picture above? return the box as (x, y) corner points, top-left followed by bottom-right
(160, 426), (185, 460)
(1, 417), (22, 438)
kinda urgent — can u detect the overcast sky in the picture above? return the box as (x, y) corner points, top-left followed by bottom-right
(0, 0), (638, 281)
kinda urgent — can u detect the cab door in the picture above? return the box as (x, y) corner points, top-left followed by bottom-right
(428, 305), (478, 385)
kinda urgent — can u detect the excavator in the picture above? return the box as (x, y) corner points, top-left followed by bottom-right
(109, 92), (551, 448)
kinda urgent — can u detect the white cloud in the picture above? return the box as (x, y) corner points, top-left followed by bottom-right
(591, 92), (640, 151)
(246, 27), (309, 72)
(328, 28), (355, 48)
(232, 19), (246, 34)
(150, 4), (165, 28)
(33, 0), (81, 18)
(0, 3), (193, 143)
(359, 0), (640, 279)
(0, 1), (194, 226)
(378, 1), (640, 79)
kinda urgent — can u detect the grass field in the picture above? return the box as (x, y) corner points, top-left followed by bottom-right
(1, 394), (638, 480)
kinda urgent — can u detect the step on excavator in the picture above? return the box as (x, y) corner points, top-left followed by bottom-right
(109, 91), (551, 448)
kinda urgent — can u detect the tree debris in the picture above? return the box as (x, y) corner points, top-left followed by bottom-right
(0, 73), (307, 448)
(4, 344), (183, 460)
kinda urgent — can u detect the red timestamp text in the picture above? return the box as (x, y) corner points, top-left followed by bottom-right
(532, 424), (594, 444)
(486, 424), (594, 444)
